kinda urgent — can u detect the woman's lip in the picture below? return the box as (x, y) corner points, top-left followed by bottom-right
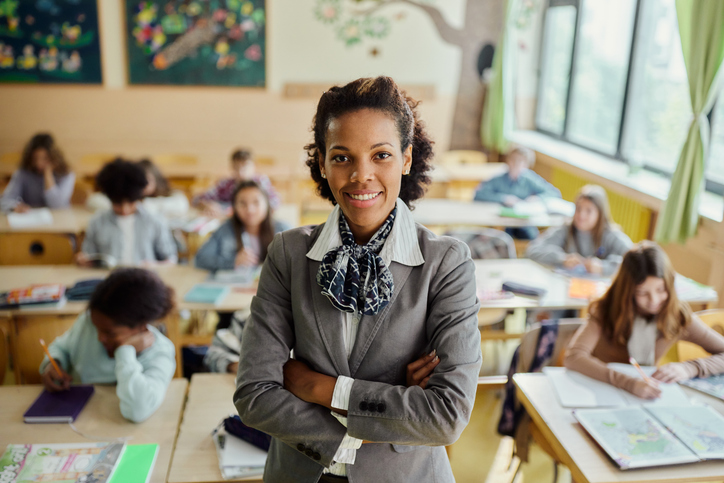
(346, 190), (381, 195)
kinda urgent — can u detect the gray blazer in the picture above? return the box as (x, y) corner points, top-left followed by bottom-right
(234, 223), (482, 483)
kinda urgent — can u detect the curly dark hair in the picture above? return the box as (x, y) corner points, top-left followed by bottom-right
(89, 268), (175, 328)
(20, 133), (70, 176)
(96, 158), (149, 204)
(304, 76), (434, 206)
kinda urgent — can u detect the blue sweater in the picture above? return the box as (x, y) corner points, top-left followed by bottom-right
(473, 170), (561, 203)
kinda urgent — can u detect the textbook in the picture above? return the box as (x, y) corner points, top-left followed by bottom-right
(681, 374), (724, 400)
(0, 441), (125, 482)
(211, 424), (266, 480)
(109, 444), (159, 483)
(23, 385), (95, 423)
(574, 405), (724, 469)
(0, 283), (65, 309)
(184, 284), (231, 305)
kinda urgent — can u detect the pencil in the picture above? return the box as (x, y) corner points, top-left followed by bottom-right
(628, 356), (652, 383)
(39, 338), (63, 377)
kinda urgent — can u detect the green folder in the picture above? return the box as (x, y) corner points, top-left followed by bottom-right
(499, 206), (530, 219)
(110, 444), (159, 483)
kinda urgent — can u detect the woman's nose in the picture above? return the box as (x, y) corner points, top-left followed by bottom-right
(350, 160), (374, 182)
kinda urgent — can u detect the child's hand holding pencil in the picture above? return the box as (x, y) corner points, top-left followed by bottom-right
(39, 338), (71, 392)
(629, 357), (661, 399)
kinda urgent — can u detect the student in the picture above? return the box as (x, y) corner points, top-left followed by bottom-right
(87, 159), (190, 218)
(39, 268), (176, 423)
(1, 133), (76, 212)
(473, 146), (561, 239)
(526, 184), (633, 276)
(564, 242), (724, 399)
(193, 148), (280, 216)
(194, 180), (289, 272)
(77, 158), (177, 267)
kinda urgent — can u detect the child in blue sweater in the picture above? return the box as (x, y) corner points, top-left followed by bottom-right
(40, 268), (176, 423)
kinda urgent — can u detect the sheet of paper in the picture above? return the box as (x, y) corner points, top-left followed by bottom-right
(543, 367), (629, 407)
(608, 363), (692, 407)
(7, 208), (53, 228)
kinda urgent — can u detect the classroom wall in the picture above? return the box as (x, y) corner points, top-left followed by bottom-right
(0, 0), (469, 169)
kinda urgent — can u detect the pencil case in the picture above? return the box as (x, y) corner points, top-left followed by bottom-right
(223, 415), (272, 452)
(501, 281), (547, 298)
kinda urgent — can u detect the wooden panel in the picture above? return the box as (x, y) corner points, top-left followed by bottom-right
(0, 233), (76, 265)
(12, 314), (77, 384)
(283, 82), (436, 101)
(0, 317), (10, 385)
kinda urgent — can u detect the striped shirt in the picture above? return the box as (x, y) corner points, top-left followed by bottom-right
(306, 198), (424, 474)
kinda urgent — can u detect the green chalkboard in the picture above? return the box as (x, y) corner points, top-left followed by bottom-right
(126, 0), (266, 87)
(0, 0), (102, 84)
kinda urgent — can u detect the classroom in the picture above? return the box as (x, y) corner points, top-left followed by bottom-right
(1, 0), (724, 482)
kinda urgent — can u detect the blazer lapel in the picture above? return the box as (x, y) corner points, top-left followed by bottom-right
(309, 260), (351, 377)
(348, 262), (413, 376)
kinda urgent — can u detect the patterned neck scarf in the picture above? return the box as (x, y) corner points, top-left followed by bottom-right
(316, 208), (396, 316)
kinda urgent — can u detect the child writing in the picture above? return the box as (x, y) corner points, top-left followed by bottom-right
(564, 242), (724, 399)
(473, 145), (561, 239)
(193, 148), (280, 217)
(526, 184), (633, 276)
(77, 158), (177, 267)
(40, 268), (176, 423)
(1, 133), (76, 212)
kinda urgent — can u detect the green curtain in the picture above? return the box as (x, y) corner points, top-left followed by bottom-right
(481, 0), (512, 153)
(655, 0), (724, 244)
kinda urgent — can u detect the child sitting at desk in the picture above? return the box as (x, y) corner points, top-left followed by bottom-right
(40, 268), (176, 423)
(0, 133), (76, 212)
(564, 242), (724, 399)
(77, 158), (177, 267)
(192, 148), (280, 217)
(473, 145), (561, 239)
(526, 184), (632, 276)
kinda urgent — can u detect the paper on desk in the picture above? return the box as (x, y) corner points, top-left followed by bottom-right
(7, 208), (53, 228)
(609, 363), (691, 407)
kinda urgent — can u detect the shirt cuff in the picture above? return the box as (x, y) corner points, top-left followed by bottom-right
(331, 375), (354, 411)
(331, 433), (362, 465)
(114, 344), (137, 363)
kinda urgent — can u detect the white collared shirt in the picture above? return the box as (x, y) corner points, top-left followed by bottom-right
(306, 198), (424, 474)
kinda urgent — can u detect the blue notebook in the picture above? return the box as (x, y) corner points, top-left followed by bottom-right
(183, 284), (230, 305)
(23, 385), (95, 423)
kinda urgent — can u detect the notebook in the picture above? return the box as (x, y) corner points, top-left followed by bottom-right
(680, 373), (724, 400)
(109, 444), (159, 483)
(0, 283), (65, 309)
(574, 405), (724, 469)
(23, 385), (95, 423)
(183, 284), (231, 305)
(211, 425), (266, 479)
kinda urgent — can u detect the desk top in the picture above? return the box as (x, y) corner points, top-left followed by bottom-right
(412, 199), (569, 228)
(513, 373), (724, 483)
(0, 207), (93, 234)
(168, 373), (261, 483)
(0, 379), (188, 483)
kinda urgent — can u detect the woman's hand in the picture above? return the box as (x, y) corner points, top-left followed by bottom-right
(43, 164), (56, 190)
(583, 257), (603, 275)
(235, 249), (259, 268)
(283, 359), (336, 409)
(502, 195), (521, 207)
(41, 361), (71, 392)
(13, 202), (30, 213)
(563, 253), (585, 269)
(630, 378), (662, 399)
(652, 362), (697, 383)
(406, 350), (439, 389)
(75, 252), (92, 267)
(200, 201), (225, 218)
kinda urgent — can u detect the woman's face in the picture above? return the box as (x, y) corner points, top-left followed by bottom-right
(32, 148), (52, 172)
(319, 108), (412, 244)
(234, 187), (268, 228)
(634, 276), (669, 317)
(574, 198), (599, 232)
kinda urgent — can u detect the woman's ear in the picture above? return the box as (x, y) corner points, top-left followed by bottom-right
(318, 152), (326, 179)
(403, 145), (413, 174)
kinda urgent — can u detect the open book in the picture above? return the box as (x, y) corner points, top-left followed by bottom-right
(574, 405), (724, 469)
(681, 374), (724, 400)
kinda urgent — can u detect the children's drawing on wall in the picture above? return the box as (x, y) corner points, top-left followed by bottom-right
(313, 0), (505, 151)
(126, 0), (265, 86)
(0, 0), (101, 84)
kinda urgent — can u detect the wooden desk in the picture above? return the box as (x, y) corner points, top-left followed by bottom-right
(168, 373), (262, 483)
(0, 379), (188, 483)
(0, 207), (93, 234)
(412, 199), (569, 230)
(513, 373), (724, 483)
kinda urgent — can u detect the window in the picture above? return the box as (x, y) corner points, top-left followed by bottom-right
(708, 100), (724, 188)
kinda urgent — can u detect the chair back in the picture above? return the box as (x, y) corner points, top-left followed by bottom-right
(444, 228), (516, 260)
(516, 318), (585, 373)
(440, 150), (487, 166)
(678, 309), (724, 362)
(0, 233), (76, 265)
(153, 154), (198, 166)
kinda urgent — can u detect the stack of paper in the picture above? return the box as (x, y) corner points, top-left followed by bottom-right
(212, 426), (266, 480)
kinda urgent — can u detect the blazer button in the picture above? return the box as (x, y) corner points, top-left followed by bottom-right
(377, 402), (386, 413)
(313, 452), (321, 461)
(359, 401), (368, 411)
(305, 448), (314, 457)
(297, 443), (306, 452)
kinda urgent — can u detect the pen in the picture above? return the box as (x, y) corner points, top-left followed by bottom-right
(39, 338), (64, 377)
(629, 356), (652, 383)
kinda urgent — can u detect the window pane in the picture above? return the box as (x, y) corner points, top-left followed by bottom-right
(621, 0), (691, 174)
(709, 100), (724, 185)
(566, 0), (637, 154)
(535, 6), (577, 135)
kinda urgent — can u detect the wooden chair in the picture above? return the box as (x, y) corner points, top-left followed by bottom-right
(440, 150), (488, 166)
(0, 233), (76, 265)
(678, 309), (724, 362)
(11, 314), (77, 384)
(484, 436), (522, 483)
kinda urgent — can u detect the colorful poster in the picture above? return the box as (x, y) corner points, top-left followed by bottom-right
(0, 0), (102, 84)
(125, 0), (266, 86)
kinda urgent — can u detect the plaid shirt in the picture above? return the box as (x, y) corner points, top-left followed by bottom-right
(193, 174), (281, 209)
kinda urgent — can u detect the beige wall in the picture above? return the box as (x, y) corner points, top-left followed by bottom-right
(0, 0), (466, 168)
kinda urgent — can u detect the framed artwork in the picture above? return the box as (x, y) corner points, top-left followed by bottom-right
(0, 0), (102, 84)
(125, 0), (266, 87)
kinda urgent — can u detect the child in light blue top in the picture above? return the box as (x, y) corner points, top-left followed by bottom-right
(40, 268), (176, 423)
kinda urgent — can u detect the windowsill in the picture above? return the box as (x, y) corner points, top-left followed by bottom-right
(509, 130), (724, 223)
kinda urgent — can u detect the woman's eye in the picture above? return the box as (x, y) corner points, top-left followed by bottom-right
(331, 155), (349, 163)
(376, 152), (391, 160)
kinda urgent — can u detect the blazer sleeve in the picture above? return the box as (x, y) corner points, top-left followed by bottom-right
(234, 233), (347, 468)
(344, 242), (482, 447)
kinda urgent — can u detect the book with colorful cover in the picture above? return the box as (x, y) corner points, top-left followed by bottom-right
(568, 278), (607, 300)
(0, 284), (65, 309)
(109, 444), (158, 483)
(0, 442), (125, 482)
